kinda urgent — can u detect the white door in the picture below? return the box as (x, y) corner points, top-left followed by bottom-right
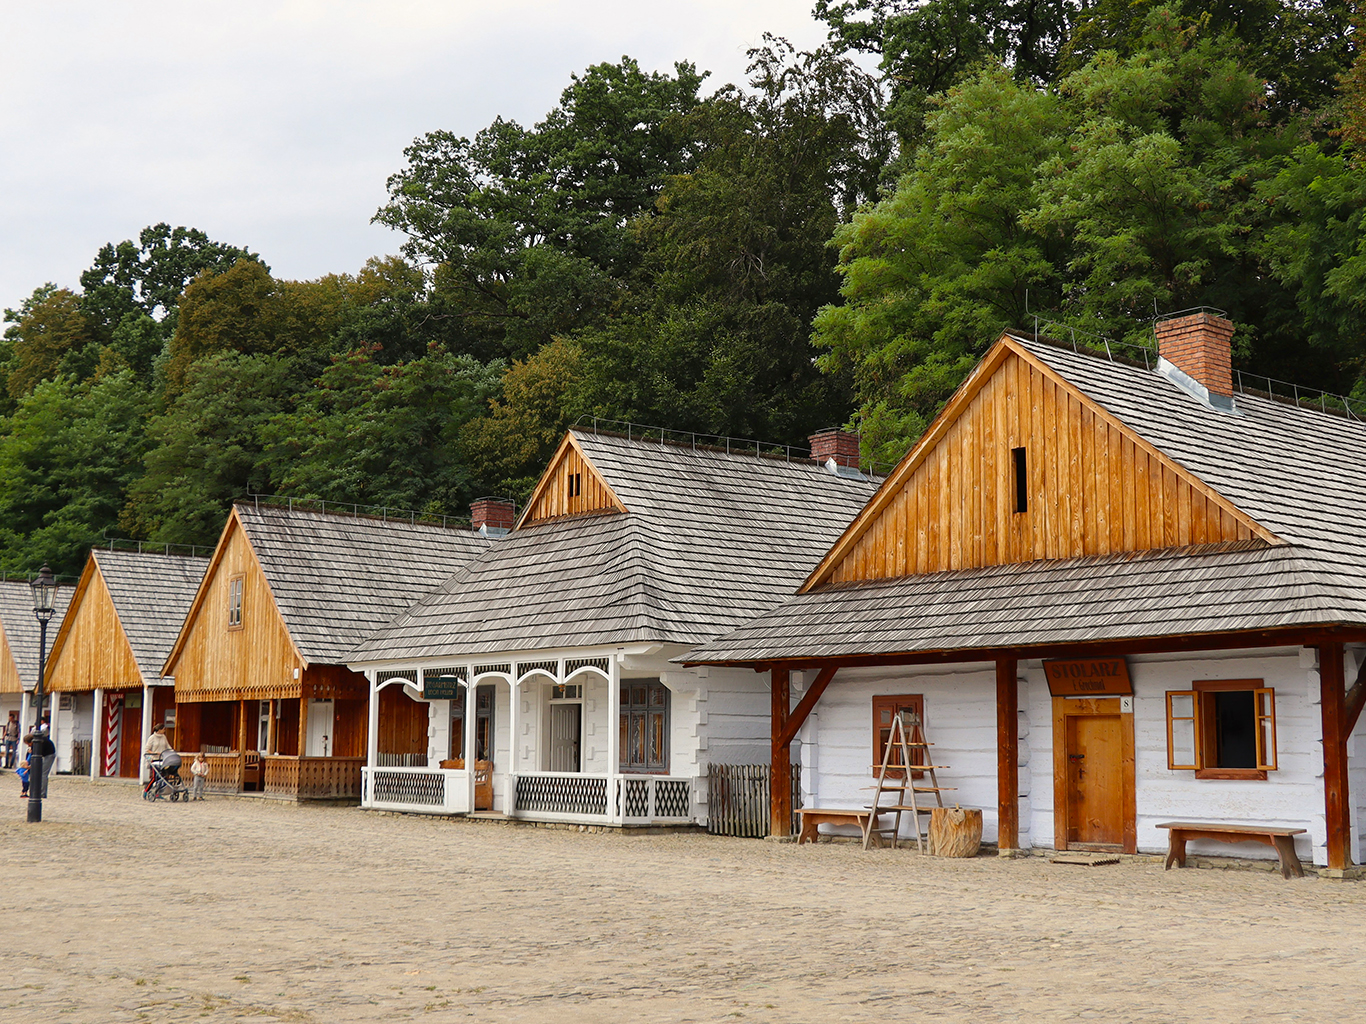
(549, 703), (581, 772)
(305, 700), (333, 757)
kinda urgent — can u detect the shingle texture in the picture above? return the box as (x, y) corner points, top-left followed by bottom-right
(235, 504), (491, 665)
(682, 336), (1366, 664)
(0, 580), (73, 687)
(92, 550), (207, 681)
(350, 430), (879, 662)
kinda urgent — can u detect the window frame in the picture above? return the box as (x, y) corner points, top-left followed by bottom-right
(226, 575), (244, 630)
(1166, 679), (1275, 779)
(619, 680), (669, 774)
(872, 694), (926, 779)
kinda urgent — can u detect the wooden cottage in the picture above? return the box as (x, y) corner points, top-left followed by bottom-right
(0, 579), (73, 765)
(42, 549), (207, 779)
(348, 427), (877, 826)
(163, 502), (489, 801)
(684, 312), (1366, 872)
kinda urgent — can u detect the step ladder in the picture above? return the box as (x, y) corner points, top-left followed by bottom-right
(863, 709), (954, 852)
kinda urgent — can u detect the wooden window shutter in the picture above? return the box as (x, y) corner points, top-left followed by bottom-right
(1166, 690), (1200, 770)
(1254, 688), (1277, 771)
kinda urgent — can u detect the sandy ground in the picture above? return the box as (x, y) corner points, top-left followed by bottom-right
(0, 778), (1362, 1023)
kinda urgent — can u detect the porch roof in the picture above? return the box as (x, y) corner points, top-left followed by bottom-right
(349, 430), (879, 663)
(682, 334), (1366, 665)
(91, 550), (207, 682)
(236, 504), (492, 665)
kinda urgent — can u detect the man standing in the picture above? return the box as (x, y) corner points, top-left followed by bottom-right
(23, 725), (55, 798)
(3, 711), (18, 769)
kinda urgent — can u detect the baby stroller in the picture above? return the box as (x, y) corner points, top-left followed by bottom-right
(143, 751), (189, 803)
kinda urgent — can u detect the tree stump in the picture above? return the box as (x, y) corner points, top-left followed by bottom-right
(929, 806), (982, 857)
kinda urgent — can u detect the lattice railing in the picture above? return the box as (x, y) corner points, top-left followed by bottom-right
(617, 776), (694, 823)
(362, 767), (470, 814)
(514, 773), (609, 816)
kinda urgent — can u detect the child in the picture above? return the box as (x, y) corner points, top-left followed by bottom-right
(17, 757), (29, 798)
(190, 752), (208, 800)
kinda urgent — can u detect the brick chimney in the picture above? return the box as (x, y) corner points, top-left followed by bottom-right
(470, 497), (515, 537)
(1154, 310), (1235, 410)
(809, 428), (861, 471)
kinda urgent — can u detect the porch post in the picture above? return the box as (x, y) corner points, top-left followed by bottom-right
(770, 667), (792, 838)
(608, 655), (621, 824)
(1319, 642), (1351, 870)
(91, 687), (103, 779)
(365, 675), (380, 769)
(996, 657), (1020, 854)
(463, 674), (476, 811)
(266, 699), (278, 755)
(139, 686), (154, 784)
(298, 695), (309, 757)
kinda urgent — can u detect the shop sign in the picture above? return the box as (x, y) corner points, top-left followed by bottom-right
(422, 675), (463, 700)
(1044, 658), (1132, 696)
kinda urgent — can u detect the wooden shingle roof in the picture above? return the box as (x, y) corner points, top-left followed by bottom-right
(89, 550), (208, 681)
(350, 430), (880, 663)
(682, 335), (1366, 665)
(235, 504), (492, 665)
(0, 579), (73, 691)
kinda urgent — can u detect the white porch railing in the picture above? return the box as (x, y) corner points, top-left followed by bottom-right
(361, 767), (469, 814)
(511, 772), (695, 825)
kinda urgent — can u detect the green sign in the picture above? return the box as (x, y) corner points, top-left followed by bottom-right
(422, 675), (463, 700)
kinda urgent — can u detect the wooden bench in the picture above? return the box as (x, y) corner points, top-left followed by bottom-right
(1155, 822), (1308, 879)
(795, 808), (886, 846)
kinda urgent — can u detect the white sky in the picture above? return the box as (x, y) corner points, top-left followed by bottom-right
(0, 1), (835, 315)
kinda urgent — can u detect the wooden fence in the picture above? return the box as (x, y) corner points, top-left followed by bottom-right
(706, 764), (801, 838)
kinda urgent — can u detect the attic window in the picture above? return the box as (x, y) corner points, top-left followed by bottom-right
(227, 575), (244, 629)
(1012, 447), (1028, 514)
(567, 471), (582, 499)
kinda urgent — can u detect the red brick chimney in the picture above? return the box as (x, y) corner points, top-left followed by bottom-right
(1155, 311), (1234, 399)
(809, 428), (861, 470)
(470, 497), (515, 536)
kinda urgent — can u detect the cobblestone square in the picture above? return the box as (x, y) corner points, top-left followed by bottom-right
(1, 778), (1362, 1023)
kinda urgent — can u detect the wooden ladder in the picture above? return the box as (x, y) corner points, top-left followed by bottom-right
(863, 709), (954, 851)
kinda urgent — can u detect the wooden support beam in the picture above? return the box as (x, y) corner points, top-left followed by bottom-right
(1345, 650), (1366, 738)
(996, 658), (1019, 854)
(776, 666), (838, 750)
(770, 667), (792, 838)
(1319, 642), (1351, 870)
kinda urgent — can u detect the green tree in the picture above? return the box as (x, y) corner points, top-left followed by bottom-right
(3, 286), (95, 401)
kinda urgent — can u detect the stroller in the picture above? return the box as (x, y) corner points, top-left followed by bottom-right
(143, 751), (189, 803)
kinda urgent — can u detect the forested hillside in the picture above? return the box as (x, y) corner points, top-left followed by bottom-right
(2, 2), (1362, 575)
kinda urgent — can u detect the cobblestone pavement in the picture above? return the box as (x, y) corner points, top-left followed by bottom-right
(1, 777), (1362, 1023)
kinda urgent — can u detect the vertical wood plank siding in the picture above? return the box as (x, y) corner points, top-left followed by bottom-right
(46, 564), (142, 692)
(826, 352), (1260, 584)
(170, 514), (304, 703)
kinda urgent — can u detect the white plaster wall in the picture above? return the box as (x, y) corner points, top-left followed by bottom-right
(493, 681), (513, 813)
(426, 697), (451, 764)
(697, 666), (770, 767)
(810, 664), (1002, 843)
(579, 673), (610, 775)
(1347, 647), (1365, 867)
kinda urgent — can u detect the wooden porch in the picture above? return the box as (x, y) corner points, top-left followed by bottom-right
(200, 751), (365, 800)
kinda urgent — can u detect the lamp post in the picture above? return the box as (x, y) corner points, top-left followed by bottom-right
(28, 564), (56, 824)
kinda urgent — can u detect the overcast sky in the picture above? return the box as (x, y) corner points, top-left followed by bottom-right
(0, 1), (836, 316)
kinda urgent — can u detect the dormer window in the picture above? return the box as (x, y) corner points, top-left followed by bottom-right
(567, 471), (582, 499)
(227, 575), (244, 629)
(1012, 447), (1028, 514)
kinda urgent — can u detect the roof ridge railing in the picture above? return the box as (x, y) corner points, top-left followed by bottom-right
(242, 492), (481, 530)
(573, 416), (893, 478)
(1231, 370), (1366, 422)
(1027, 317), (1157, 370)
(0, 570), (80, 584)
(102, 538), (212, 558)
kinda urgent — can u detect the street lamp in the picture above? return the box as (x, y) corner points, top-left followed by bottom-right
(28, 564), (56, 824)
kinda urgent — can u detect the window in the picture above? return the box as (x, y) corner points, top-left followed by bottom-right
(227, 576), (244, 628)
(872, 694), (926, 778)
(1012, 447), (1028, 514)
(567, 471), (582, 499)
(1167, 680), (1276, 779)
(620, 681), (669, 773)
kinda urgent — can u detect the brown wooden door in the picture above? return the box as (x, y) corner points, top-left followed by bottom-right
(1065, 713), (1124, 846)
(119, 703), (141, 778)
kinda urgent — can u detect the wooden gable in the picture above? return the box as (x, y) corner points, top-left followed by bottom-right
(805, 337), (1277, 590)
(164, 509), (306, 703)
(0, 623), (20, 694)
(44, 556), (143, 693)
(518, 432), (626, 526)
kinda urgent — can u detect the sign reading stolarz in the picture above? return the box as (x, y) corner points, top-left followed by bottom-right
(422, 675), (463, 700)
(1043, 658), (1132, 697)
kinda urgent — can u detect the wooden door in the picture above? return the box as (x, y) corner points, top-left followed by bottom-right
(119, 701), (141, 778)
(1066, 714), (1123, 845)
(305, 700), (333, 756)
(1053, 697), (1136, 853)
(549, 703), (581, 772)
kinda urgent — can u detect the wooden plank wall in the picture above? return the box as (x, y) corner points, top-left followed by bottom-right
(827, 352), (1259, 584)
(378, 685), (428, 756)
(0, 626), (21, 693)
(170, 514), (304, 702)
(46, 564), (142, 693)
(523, 443), (619, 523)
